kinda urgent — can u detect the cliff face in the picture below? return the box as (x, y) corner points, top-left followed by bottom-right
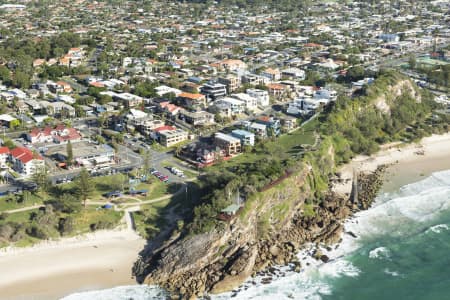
(136, 75), (424, 298)
(138, 143), (354, 298)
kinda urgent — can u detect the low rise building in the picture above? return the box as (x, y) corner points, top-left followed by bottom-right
(10, 147), (45, 176)
(180, 110), (215, 126)
(246, 88), (270, 107)
(158, 128), (189, 147)
(200, 81), (227, 102)
(178, 92), (207, 110)
(255, 116), (281, 136)
(218, 75), (241, 93)
(231, 129), (255, 146)
(214, 132), (241, 156)
(231, 93), (258, 111)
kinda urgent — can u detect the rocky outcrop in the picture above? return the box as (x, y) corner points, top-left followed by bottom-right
(134, 163), (386, 299)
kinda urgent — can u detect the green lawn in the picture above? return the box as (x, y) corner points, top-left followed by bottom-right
(0, 207), (124, 249)
(207, 121), (317, 172)
(0, 209), (38, 224)
(132, 199), (171, 239)
(70, 207), (124, 234)
(0, 194), (44, 212)
(132, 181), (200, 239)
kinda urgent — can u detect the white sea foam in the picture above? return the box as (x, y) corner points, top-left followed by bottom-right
(344, 169), (450, 238)
(383, 268), (402, 277)
(426, 224), (449, 234)
(60, 285), (167, 300)
(62, 170), (450, 300)
(369, 247), (391, 259)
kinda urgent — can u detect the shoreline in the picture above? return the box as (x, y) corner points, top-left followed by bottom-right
(0, 228), (145, 300)
(333, 132), (450, 196)
(0, 132), (449, 299)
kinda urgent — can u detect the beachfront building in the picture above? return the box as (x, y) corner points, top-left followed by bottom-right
(10, 147), (45, 176)
(214, 132), (241, 156)
(159, 129), (189, 147)
(231, 129), (255, 146)
(255, 116), (281, 136)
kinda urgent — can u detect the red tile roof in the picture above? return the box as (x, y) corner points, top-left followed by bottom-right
(10, 147), (42, 164)
(0, 146), (10, 155)
(153, 125), (176, 132)
(179, 92), (205, 100)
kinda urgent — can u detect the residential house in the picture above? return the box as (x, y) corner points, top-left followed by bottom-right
(281, 68), (306, 80)
(10, 147), (45, 176)
(280, 116), (298, 131)
(255, 116), (281, 136)
(0, 114), (18, 128)
(155, 85), (182, 97)
(241, 73), (269, 86)
(33, 59), (46, 68)
(0, 146), (10, 168)
(249, 122), (267, 138)
(157, 128), (189, 147)
(214, 132), (241, 156)
(178, 92), (207, 110)
(24, 100), (43, 114)
(217, 59), (247, 72)
(180, 111), (215, 126)
(114, 93), (144, 108)
(215, 97), (246, 115)
(27, 125), (81, 144)
(246, 88), (270, 107)
(218, 75), (241, 93)
(267, 83), (288, 98)
(200, 81), (227, 102)
(159, 101), (183, 117)
(56, 81), (73, 93)
(231, 93), (258, 111)
(231, 129), (255, 146)
(261, 68), (281, 82)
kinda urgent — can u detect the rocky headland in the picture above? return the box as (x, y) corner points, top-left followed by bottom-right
(133, 163), (387, 299)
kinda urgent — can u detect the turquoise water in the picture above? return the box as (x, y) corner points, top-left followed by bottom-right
(62, 169), (450, 300)
(322, 211), (450, 300)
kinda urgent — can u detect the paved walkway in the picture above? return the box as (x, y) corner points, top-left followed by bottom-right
(4, 179), (194, 215)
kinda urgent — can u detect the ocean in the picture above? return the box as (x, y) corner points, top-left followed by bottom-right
(61, 169), (450, 300)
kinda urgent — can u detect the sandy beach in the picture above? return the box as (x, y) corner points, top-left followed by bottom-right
(0, 229), (145, 300)
(334, 132), (450, 195)
(0, 133), (449, 300)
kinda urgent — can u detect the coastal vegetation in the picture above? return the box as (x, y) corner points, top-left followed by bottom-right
(0, 170), (179, 248)
(181, 71), (443, 236)
(136, 72), (449, 299)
